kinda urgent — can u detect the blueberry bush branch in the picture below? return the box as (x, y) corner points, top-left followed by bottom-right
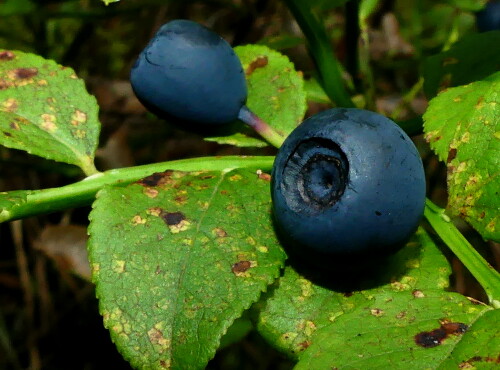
(0, 156), (274, 223)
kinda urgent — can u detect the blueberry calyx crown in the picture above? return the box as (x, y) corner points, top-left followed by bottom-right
(281, 138), (349, 213)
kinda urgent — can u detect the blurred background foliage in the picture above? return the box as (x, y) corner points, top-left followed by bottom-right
(0, 0), (496, 369)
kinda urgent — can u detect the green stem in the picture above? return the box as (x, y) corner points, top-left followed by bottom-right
(0, 156), (275, 223)
(424, 199), (500, 308)
(284, 0), (355, 108)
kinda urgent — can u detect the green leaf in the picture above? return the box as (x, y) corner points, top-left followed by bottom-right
(206, 45), (306, 147)
(253, 228), (453, 359)
(239, 45), (306, 135)
(304, 78), (331, 104)
(0, 50), (100, 175)
(423, 31), (500, 98)
(423, 72), (500, 241)
(438, 309), (500, 368)
(445, 0), (488, 11)
(88, 168), (286, 369)
(295, 293), (491, 369)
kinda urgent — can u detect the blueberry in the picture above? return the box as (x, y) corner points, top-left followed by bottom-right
(130, 20), (247, 125)
(476, 1), (500, 32)
(271, 108), (426, 269)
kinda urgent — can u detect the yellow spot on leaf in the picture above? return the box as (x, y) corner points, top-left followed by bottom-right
(147, 207), (162, 217)
(148, 325), (171, 353)
(2, 98), (18, 112)
(257, 245), (268, 253)
(212, 228), (227, 238)
(73, 129), (86, 138)
(112, 260), (126, 273)
(168, 219), (190, 233)
(144, 188), (159, 198)
(413, 290), (425, 298)
(132, 215), (146, 225)
(37, 79), (48, 86)
(229, 174), (242, 181)
(41, 114), (57, 132)
(370, 308), (384, 317)
(71, 109), (87, 126)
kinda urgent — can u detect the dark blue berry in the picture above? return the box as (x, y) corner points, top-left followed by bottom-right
(476, 1), (500, 32)
(130, 20), (247, 125)
(271, 108), (426, 269)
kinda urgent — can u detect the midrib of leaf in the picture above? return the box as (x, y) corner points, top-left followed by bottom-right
(170, 170), (228, 362)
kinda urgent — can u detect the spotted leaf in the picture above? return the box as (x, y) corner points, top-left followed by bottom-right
(88, 168), (285, 369)
(0, 50), (100, 175)
(423, 71), (500, 241)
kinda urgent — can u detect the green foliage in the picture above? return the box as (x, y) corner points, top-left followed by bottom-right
(437, 309), (500, 368)
(423, 31), (500, 98)
(0, 49), (100, 175)
(424, 72), (500, 241)
(0, 2), (499, 369)
(88, 169), (286, 368)
(295, 293), (490, 369)
(206, 45), (307, 147)
(253, 228), (452, 359)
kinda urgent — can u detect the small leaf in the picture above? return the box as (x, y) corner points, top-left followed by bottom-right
(0, 50), (100, 175)
(253, 228), (453, 359)
(423, 31), (500, 98)
(238, 45), (306, 138)
(438, 309), (500, 369)
(207, 45), (307, 147)
(423, 72), (500, 241)
(295, 292), (491, 369)
(88, 168), (286, 369)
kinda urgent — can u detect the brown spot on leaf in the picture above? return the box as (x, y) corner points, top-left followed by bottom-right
(412, 290), (425, 298)
(297, 341), (311, 351)
(161, 211), (185, 226)
(447, 148), (457, 163)
(213, 228), (227, 238)
(414, 321), (467, 348)
(137, 171), (174, 187)
(0, 79), (9, 90)
(14, 68), (38, 79)
(256, 169), (271, 181)
(10, 121), (20, 130)
(3, 131), (12, 137)
(460, 355), (500, 368)
(232, 260), (251, 274)
(479, 212), (486, 219)
(200, 174), (216, 180)
(0, 51), (15, 60)
(246, 56), (268, 75)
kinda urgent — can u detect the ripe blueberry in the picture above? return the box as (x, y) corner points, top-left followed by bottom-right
(271, 108), (426, 269)
(476, 1), (500, 32)
(130, 20), (247, 125)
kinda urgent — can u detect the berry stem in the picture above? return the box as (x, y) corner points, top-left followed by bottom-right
(424, 199), (500, 308)
(238, 105), (285, 148)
